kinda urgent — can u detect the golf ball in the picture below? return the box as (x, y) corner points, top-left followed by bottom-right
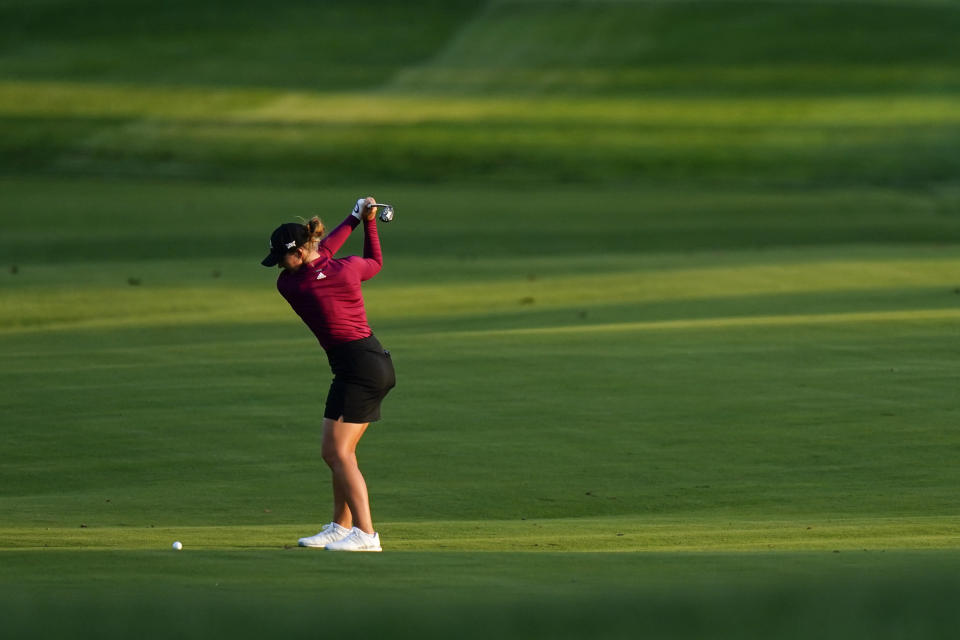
(172, 541), (183, 551)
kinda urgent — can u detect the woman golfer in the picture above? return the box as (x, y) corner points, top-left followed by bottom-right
(261, 197), (395, 552)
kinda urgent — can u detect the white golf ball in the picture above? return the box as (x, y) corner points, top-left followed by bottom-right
(172, 541), (183, 551)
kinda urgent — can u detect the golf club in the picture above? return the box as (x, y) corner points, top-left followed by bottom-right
(373, 203), (394, 223)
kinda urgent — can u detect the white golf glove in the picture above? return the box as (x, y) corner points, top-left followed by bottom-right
(351, 198), (366, 220)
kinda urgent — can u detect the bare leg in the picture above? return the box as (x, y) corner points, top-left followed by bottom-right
(322, 417), (374, 534)
(331, 471), (352, 528)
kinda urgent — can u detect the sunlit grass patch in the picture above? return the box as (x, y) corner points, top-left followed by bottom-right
(3, 80), (960, 184)
(3, 515), (958, 552)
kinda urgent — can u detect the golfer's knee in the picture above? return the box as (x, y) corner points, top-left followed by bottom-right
(321, 446), (339, 468)
(322, 446), (354, 470)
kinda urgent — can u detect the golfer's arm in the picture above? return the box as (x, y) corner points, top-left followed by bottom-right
(362, 217), (382, 267)
(320, 215), (361, 257)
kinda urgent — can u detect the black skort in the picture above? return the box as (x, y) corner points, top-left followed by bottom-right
(324, 335), (396, 423)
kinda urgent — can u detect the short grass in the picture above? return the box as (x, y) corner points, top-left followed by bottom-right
(2, 0), (959, 185)
(2, 178), (960, 637)
(1, 550), (959, 639)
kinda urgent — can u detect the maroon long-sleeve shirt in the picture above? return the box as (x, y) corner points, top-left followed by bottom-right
(277, 214), (382, 351)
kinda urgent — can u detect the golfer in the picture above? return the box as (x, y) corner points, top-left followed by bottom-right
(261, 197), (395, 552)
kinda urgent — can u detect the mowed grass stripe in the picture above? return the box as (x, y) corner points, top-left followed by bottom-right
(5, 306), (959, 338)
(3, 515), (958, 552)
(3, 81), (959, 184)
(6, 80), (960, 125)
(450, 308), (960, 338)
(4, 253), (960, 331)
(396, 0), (960, 99)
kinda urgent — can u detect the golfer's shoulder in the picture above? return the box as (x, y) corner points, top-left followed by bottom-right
(276, 269), (294, 292)
(336, 255), (364, 268)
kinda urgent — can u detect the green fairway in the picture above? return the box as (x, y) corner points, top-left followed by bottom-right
(0, 550), (956, 639)
(0, 549), (958, 639)
(3, 177), (959, 637)
(2, 1), (959, 185)
(2, 0), (960, 638)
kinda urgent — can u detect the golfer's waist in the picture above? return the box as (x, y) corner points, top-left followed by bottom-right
(323, 332), (380, 355)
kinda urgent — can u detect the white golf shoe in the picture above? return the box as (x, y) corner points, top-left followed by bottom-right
(298, 522), (352, 548)
(324, 527), (382, 552)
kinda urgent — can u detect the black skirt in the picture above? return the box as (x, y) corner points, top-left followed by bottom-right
(324, 335), (396, 423)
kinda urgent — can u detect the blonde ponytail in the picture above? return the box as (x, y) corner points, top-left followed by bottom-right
(306, 216), (325, 242)
(296, 216), (325, 253)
